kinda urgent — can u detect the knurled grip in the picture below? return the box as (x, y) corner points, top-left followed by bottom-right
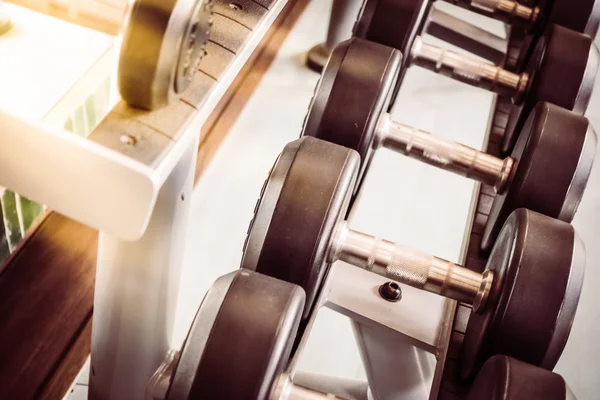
(385, 244), (435, 289)
(411, 37), (526, 98)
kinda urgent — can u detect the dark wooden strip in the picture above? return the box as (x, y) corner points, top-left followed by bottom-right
(0, 213), (97, 400)
(37, 316), (93, 400)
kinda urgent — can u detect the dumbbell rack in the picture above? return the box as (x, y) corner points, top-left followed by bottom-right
(0, 2), (542, 399)
(435, 31), (526, 400)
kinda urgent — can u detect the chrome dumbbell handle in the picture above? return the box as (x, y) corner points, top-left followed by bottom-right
(376, 114), (513, 192)
(450, 0), (540, 24)
(331, 224), (493, 311)
(426, 6), (506, 64)
(410, 36), (529, 99)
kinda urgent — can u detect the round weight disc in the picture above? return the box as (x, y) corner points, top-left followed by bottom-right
(502, 24), (598, 154)
(482, 102), (595, 251)
(462, 209), (585, 379)
(354, 0), (429, 102)
(467, 356), (568, 400)
(548, 0), (600, 38)
(303, 38), (400, 187)
(166, 269), (305, 400)
(241, 137), (360, 318)
(118, 0), (212, 110)
(355, 0), (429, 56)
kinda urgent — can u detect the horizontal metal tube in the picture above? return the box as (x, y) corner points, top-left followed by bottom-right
(426, 6), (506, 64)
(379, 115), (513, 191)
(448, 0), (538, 24)
(410, 36), (528, 98)
(336, 228), (487, 306)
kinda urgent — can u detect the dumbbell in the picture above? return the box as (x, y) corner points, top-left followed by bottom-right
(357, 0), (600, 72)
(166, 269), (342, 400)
(355, 2), (599, 153)
(118, 0), (212, 110)
(304, 38), (596, 251)
(242, 136), (585, 378)
(468, 355), (577, 399)
(441, 0), (600, 36)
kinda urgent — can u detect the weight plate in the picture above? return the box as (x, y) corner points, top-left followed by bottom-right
(241, 137), (360, 318)
(462, 209), (585, 379)
(354, 0), (430, 103)
(166, 269), (305, 400)
(548, 0), (600, 38)
(467, 355), (568, 400)
(482, 102), (595, 251)
(503, 24), (597, 154)
(118, 0), (212, 110)
(303, 38), (400, 190)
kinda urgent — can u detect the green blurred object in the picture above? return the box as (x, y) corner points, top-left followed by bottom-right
(0, 74), (113, 266)
(1, 191), (23, 252)
(0, 199), (9, 264)
(19, 196), (44, 232)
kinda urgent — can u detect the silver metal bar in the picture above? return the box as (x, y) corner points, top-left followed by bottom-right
(90, 135), (198, 400)
(332, 225), (492, 310)
(352, 320), (435, 400)
(425, 6), (506, 64)
(411, 36), (528, 98)
(446, 0), (539, 24)
(377, 114), (513, 191)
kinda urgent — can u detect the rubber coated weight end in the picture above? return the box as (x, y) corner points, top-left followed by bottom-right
(118, 0), (212, 110)
(483, 102), (595, 251)
(303, 38), (401, 189)
(355, 0), (429, 58)
(241, 137), (360, 319)
(462, 209), (585, 379)
(166, 269), (305, 400)
(467, 356), (568, 400)
(548, 0), (600, 38)
(503, 24), (598, 154)
(354, 0), (429, 103)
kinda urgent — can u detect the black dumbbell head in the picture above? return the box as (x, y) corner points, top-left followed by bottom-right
(166, 270), (305, 400)
(503, 24), (598, 154)
(355, 0), (429, 57)
(462, 209), (585, 379)
(467, 355), (569, 400)
(241, 137), (360, 318)
(354, 0), (429, 102)
(547, 0), (600, 38)
(303, 38), (400, 191)
(118, 0), (212, 110)
(482, 102), (595, 251)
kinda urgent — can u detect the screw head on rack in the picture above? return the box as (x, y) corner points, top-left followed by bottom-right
(379, 281), (402, 302)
